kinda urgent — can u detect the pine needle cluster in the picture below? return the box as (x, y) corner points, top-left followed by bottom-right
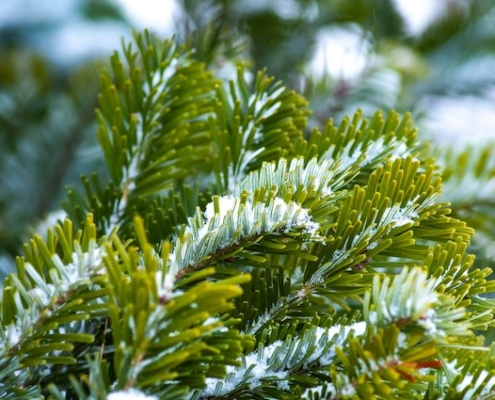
(1, 31), (495, 400)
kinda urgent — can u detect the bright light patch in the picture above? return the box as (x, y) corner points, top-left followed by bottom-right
(107, 389), (158, 400)
(307, 25), (370, 80)
(423, 94), (495, 145)
(115, 0), (181, 35)
(392, 0), (443, 35)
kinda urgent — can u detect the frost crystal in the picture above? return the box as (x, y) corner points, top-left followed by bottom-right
(301, 384), (337, 400)
(28, 286), (57, 308)
(309, 322), (367, 367)
(154, 270), (175, 299)
(247, 310), (272, 335)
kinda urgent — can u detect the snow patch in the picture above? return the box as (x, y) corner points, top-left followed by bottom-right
(455, 370), (495, 398)
(168, 195), (321, 272)
(202, 339), (288, 396)
(107, 388), (158, 400)
(54, 241), (106, 291)
(203, 320), (367, 396)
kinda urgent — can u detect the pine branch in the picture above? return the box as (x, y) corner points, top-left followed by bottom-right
(2, 31), (495, 399)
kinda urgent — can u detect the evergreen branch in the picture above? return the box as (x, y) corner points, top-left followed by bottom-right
(304, 156), (443, 286)
(425, 237), (495, 316)
(75, 31), (220, 236)
(158, 156), (340, 289)
(2, 31), (494, 399)
(436, 345), (495, 400)
(437, 142), (495, 206)
(98, 217), (254, 395)
(197, 321), (367, 399)
(0, 215), (108, 397)
(305, 110), (423, 188)
(435, 141), (495, 263)
(297, 268), (491, 399)
(211, 67), (309, 192)
(165, 192), (324, 287)
(364, 268), (472, 340)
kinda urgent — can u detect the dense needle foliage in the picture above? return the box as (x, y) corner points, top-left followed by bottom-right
(1, 31), (495, 400)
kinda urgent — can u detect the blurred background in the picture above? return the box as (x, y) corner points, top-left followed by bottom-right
(1, 0), (495, 276)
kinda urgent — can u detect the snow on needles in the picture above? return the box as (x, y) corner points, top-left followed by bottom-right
(202, 321), (367, 397)
(159, 157), (335, 295)
(235, 158), (335, 199)
(456, 370), (495, 399)
(369, 268), (450, 339)
(161, 194), (322, 295)
(107, 388), (157, 400)
(326, 136), (412, 174)
(170, 195), (321, 269)
(1, 240), (106, 350)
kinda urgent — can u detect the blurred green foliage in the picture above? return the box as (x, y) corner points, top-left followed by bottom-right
(2, 0), (495, 275)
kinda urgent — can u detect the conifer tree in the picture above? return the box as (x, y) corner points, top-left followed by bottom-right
(1, 31), (495, 400)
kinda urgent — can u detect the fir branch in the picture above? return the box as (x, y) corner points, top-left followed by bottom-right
(364, 268), (472, 340)
(198, 321), (367, 399)
(0, 215), (107, 397)
(164, 191), (324, 290)
(211, 67), (309, 192)
(2, 31), (495, 400)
